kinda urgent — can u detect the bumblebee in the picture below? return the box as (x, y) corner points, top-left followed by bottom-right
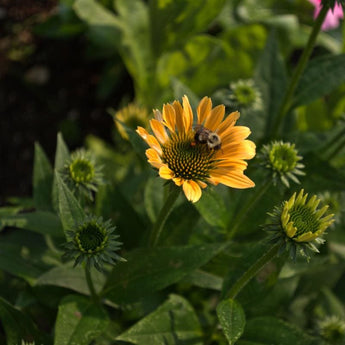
(194, 125), (222, 150)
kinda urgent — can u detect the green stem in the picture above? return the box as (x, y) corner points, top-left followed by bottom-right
(85, 266), (99, 304)
(148, 186), (180, 247)
(271, 4), (329, 138)
(227, 179), (272, 239)
(226, 243), (280, 299)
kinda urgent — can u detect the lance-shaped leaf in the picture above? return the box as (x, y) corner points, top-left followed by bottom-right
(33, 142), (53, 211)
(117, 294), (203, 345)
(54, 295), (109, 345)
(102, 243), (226, 304)
(55, 172), (85, 234)
(217, 299), (246, 345)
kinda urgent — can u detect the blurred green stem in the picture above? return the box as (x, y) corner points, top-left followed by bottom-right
(225, 243), (280, 299)
(85, 267), (99, 304)
(271, 3), (329, 137)
(227, 179), (272, 239)
(321, 126), (345, 160)
(148, 186), (180, 247)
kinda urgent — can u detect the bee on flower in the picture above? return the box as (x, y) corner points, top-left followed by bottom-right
(136, 95), (256, 203)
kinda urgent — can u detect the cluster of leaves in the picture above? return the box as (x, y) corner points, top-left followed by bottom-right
(1, 0), (345, 345)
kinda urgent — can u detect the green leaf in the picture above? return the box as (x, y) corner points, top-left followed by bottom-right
(36, 265), (106, 295)
(171, 77), (200, 111)
(0, 211), (63, 237)
(54, 295), (109, 345)
(52, 133), (71, 211)
(96, 182), (147, 249)
(0, 241), (43, 284)
(217, 299), (246, 345)
(194, 188), (228, 229)
(115, 0), (155, 104)
(181, 269), (223, 291)
(102, 243), (226, 304)
(55, 172), (85, 233)
(0, 297), (45, 345)
(293, 54), (345, 108)
(33, 142), (53, 211)
(149, 0), (226, 56)
(241, 317), (321, 345)
(54, 132), (70, 171)
(302, 153), (345, 192)
(73, 0), (121, 55)
(117, 294), (203, 345)
(254, 31), (287, 138)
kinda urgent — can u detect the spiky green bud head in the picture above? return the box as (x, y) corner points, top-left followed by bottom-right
(266, 189), (334, 260)
(259, 141), (305, 187)
(229, 79), (262, 111)
(63, 215), (125, 272)
(62, 148), (104, 201)
(318, 316), (345, 345)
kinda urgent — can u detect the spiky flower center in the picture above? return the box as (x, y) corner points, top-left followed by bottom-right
(289, 204), (321, 237)
(75, 222), (107, 253)
(69, 158), (95, 183)
(269, 144), (298, 173)
(162, 132), (215, 181)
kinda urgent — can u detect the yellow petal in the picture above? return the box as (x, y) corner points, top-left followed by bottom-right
(217, 111), (240, 136)
(182, 180), (202, 203)
(159, 166), (175, 180)
(172, 100), (184, 133)
(295, 232), (316, 242)
(198, 180), (208, 189)
(182, 95), (193, 133)
(147, 135), (163, 155)
(210, 171), (255, 189)
(173, 177), (184, 186)
(197, 96), (212, 124)
(136, 126), (149, 140)
(150, 119), (169, 144)
(204, 105), (225, 131)
(146, 148), (163, 169)
(218, 140), (256, 160)
(162, 103), (176, 132)
(214, 159), (248, 171)
(221, 126), (251, 145)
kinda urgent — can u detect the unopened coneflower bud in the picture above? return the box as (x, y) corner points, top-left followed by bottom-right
(62, 148), (104, 201)
(62, 216), (125, 272)
(228, 79), (262, 112)
(318, 315), (345, 345)
(266, 189), (334, 260)
(259, 141), (305, 188)
(114, 103), (149, 140)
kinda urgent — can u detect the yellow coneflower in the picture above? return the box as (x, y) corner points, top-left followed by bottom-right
(136, 95), (256, 203)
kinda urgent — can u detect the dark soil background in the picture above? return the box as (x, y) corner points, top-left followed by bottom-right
(0, 0), (133, 205)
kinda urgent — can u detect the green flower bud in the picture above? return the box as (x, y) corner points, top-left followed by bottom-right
(266, 189), (334, 260)
(259, 141), (305, 188)
(318, 316), (345, 345)
(62, 149), (104, 201)
(63, 216), (125, 272)
(229, 79), (262, 111)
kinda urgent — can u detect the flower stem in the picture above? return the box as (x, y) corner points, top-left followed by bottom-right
(271, 3), (329, 138)
(148, 186), (180, 247)
(225, 243), (280, 299)
(227, 179), (272, 239)
(85, 266), (99, 304)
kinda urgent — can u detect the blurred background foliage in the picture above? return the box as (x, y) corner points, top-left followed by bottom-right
(1, 0), (344, 204)
(1, 0), (345, 344)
